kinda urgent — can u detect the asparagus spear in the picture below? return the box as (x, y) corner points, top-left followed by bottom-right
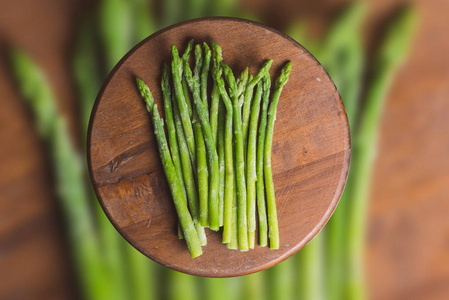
(227, 166), (239, 250)
(222, 62), (248, 251)
(210, 41), (223, 145)
(74, 17), (136, 300)
(10, 49), (111, 300)
(212, 42), (236, 243)
(316, 4), (367, 300)
(172, 94), (207, 245)
(242, 60), (273, 152)
(318, 1), (367, 129)
(264, 62), (292, 249)
(211, 43), (225, 227)
(162, 64), (188, 210)
(194, 111), (210, 227)
(191, 44), (210, 227)
(172, 45), (196, 165)
(181, 40), (195, 119)
(137, 78), (202, 258)
(217, 102), (226, 228)
(200, 43), (212, 116)
(163, 64), (205, 243)
(246, 81), (263, 248)
(214, 71), (235, 244)
(184, 56), (221, 231)
(345, 7), (417, 299)
(236, 68), (249, 108)
(256, 75), (271, 247)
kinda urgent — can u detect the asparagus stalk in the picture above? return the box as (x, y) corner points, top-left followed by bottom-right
(217, 102), (226, 228)
(242, 60), (273, 152)
(210, 41), (223, 145)
(184, 56), (221, 231)
(163, 64), (205, 243)
(211, 44), (226, 228)
(172, 94), (207, 245)
(264, 62), (292, 249)
(137, 78), (202, 258)
(172, 45), (196, 165)
(162, 64), (188, 207)
(191, 44), (210, 227)
(255, 75), (271, 247)
(200, 43), (212, 117)
(194, 111), (210, 227)
(246, 81), (263, 248)
(212, 42), (236, 243)
(74, 18), (135, 300)
(318, 1), (367, 129)
(181, 40), (195, 119)
(236, 68), (249, 108)
(345, 7), (418, 299)
(214, 70), (235, 244)
(227, 166), (239, 250)
(222, 62), (249, 251)
(316, 4), (367, 300)
(10, 49), (111, 300)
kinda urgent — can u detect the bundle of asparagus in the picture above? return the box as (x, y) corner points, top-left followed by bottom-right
(136, 41), (292, 257)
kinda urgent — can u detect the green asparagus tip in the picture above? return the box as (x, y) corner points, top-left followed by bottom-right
(171, 45), (179, 58)
(276, 61), (292, 87)
(212, 43), (223, 78)
(186, 39), (195, 53)
(260, 59), (274, 75)
(251, 59), (274, 85)
(194, 44), (203, 70)
(203, 42), (211, 52)
(162, 63), (170, 78)
(136, 78), (154, 112)
(237, 68), (250, 97)
(239, 67), (249, 84)
(221, 63), (237, 91)
(265, 59), (274, 69)
(161, 64), (170, 92)
(211, 41), (223, 65)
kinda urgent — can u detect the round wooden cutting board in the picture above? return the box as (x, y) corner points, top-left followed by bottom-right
(88, 17), (351, 277)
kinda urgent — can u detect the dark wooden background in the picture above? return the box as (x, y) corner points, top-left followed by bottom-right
(0, 0), (448, 299)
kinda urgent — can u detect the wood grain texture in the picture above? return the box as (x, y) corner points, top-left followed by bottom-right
(88, 17), (350, 277)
